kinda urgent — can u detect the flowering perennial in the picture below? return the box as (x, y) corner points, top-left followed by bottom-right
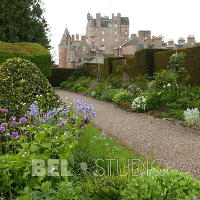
(132, 96), (147, 112)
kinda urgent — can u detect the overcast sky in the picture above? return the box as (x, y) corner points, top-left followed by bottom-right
(44, 0), (200, 63)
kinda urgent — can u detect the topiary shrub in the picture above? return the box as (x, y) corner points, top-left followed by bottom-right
(0, 42), (52, 77)
(0, 58), (60, 117)
(121, 169), (200, 200)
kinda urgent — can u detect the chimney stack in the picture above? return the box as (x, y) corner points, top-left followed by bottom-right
(72, 35), (75, 42)
(96, 13), (101, 28)
(76, 34), (79, 41)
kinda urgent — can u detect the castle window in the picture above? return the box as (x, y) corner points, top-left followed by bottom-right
(102, 31), (105, 34)
(115, 37), (118, 41)
(115, 23), (118, 27)
(102, 38), (105, 42)
(115, 31), (118, 35)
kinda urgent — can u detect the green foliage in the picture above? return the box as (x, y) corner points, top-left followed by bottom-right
(121, 169), (200, 200)
(113, 90), (134, 105)
(104, 57), (125, 78)
(154, 46), (200, 85)
(0, 41), (52, 77)
(153, 70), (179, 90)
(0, 58), (60, 117)
(134, 48), (168, 78)
(74, 125), (139, 176)
(48, 68), (75, 87)
(0, 0), (50, 48)
(89, 81), (112, 98)
(167, 53), (187, 83)
(156, 109), (184, 120)
(101, 88), (123, 101)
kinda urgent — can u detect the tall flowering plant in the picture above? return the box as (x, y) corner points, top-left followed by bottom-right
(0, 99), (96, 156)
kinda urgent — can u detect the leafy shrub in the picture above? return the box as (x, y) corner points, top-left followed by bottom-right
(60, 77), (76, 89)
(121, 169), (200, 200)
(112, 90), (134, 105)
(0, 42), (52, 77)
(101, 89), (123, 101)
(144, 91), (163, 110)
(154, 45), (200, 85)
(184, 108), (200, 126)
(167, 53), (187, 83)
(153, 70), (179, 91)
(0, 58), (60, 117)
(108, 76), (122, 88)
(91, 81), (112, 98)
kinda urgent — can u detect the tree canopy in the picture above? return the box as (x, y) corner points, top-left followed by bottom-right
(0, 0), (50, 49)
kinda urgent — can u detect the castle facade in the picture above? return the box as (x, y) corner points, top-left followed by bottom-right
(59, 13), (129, 68)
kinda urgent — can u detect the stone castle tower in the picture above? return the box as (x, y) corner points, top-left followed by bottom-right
(86, 13), (129, 55)
(59, 13), (130, 68)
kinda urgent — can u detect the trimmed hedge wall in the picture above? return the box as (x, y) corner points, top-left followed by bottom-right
(111, 49), (167, 79)
(134, 48), (168, 77)
(0, 42), (51, 77)
(154, 46), (200, 85)
(83, 63), (104, 79)
(104, 57), (125, 78)
(48, 68), (75, 87)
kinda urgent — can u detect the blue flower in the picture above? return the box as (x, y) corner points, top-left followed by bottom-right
(0, 126), (5, 132)
(10, 121), (18, 127)
(29, 103), (39, 117)
(1, 123), (8, 127)
(9, 116), (16, 121)
(11, 132), (19, 139)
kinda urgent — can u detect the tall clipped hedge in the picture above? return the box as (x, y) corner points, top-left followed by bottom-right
(154, 46), (200, 85)
(83, 63), (104, 79)
(104, 57), (125, 78)
(48, 68), (75, 87)
(111, 49), (167, 79)
(0, 42), (51, 77)
(134, 48), (168, 77)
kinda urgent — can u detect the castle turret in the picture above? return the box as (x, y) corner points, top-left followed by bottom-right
(168, 40), (174, 46)
(178, 37), (185, 44)
(187, 35), (195, 45)
(96, 13), (101, 28)
(59, 26), (71, 68)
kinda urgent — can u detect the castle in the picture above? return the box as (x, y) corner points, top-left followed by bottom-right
(59, 13), (199, 68)
(59, 13), (129, 68)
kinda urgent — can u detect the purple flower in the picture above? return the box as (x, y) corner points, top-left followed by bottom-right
(92, 112), (96, 118)
(10, 121), (18, 127)
(4, 133), (10, 137)
(0, 126), (5, 132)
(1, 123), (8, 127)
(1, 108), (9, 113)
(11, 132), (19, 139)
(9, 116), (16, 121)
(29, 103), (39, 117)
(19, 117), (28, 125)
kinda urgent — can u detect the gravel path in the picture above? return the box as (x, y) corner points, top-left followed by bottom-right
(56, 89), (200, 179)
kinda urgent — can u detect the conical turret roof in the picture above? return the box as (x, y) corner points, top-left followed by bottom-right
(59, 26), (71, 45)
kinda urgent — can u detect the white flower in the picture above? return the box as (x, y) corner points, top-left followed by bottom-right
(167, 83), (171, 87)
(132, 96), (147, 111)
